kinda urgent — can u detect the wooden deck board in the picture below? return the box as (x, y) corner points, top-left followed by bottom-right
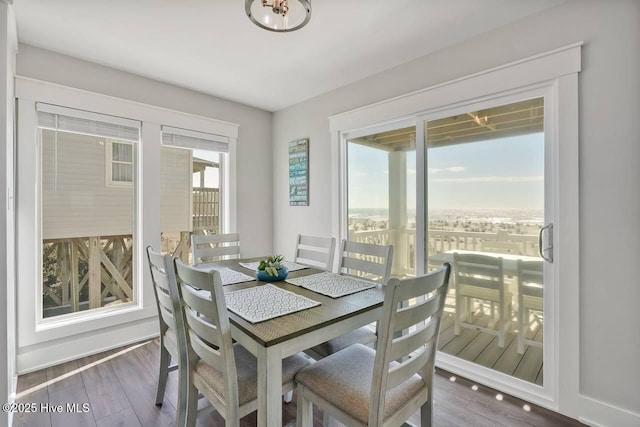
(439, 310), (543, 384)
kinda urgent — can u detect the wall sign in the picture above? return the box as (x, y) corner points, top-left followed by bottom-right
(288, 138), (309, 206)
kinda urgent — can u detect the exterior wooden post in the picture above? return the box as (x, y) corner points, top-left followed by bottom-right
(89, 236), (102, 309)
(180, 231), (190, 263)
(57, 242), (69, 306)
(389, 151), (408, 276)
(70, 241), (80, 312)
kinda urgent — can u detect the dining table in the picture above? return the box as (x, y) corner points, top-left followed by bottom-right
(428, 249), (543, 276)
(194, 257), (386, 427)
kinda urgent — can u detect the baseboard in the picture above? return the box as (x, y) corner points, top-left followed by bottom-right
(578, 395), (640, 427)
(16, 316), (158, 374)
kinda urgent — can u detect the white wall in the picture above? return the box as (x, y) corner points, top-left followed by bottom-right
(0, 3), (17, 427)
(273, 0), (640, 424)
(17, 43), (274, 257)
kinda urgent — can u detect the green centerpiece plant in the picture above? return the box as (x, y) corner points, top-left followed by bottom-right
(256, 255), (288, 282)
(258, 255), (284, 276)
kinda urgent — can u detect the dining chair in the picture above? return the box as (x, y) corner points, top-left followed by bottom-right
(294, 234), (336, 271)
(517, 259), (544, 354)
(174, 259), (310, 427)
(453, 252), (512, 347)
(295, 263), (452, 427)
(190, 232), (241, 265)
(305, 239), (393, 360)
(145, 246), (188, 427)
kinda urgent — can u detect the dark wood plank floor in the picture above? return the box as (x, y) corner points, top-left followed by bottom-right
(12, 339), (581, 427)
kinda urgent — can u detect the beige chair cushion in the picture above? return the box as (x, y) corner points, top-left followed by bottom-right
(309, 327), (377, 358)
(194, 343), (309, 405)
(295, 343), (425, 424)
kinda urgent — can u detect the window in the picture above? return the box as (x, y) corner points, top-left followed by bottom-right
(160, 126), (229, 262)
(37, 103), (140, 319)
(16, 76), (239, 373)
(106, 140), (133, 186)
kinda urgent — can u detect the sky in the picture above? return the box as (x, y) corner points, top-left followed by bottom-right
(347, 132), (544, 212)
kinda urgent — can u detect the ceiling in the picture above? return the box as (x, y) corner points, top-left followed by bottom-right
(349, 97), (544, 151)
(14, 0), (564, 112)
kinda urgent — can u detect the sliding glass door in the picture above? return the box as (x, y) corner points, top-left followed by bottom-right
(420, 95), (552, 387)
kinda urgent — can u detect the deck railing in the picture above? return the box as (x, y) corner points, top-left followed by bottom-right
(349, 228), (539, 276)
(192, 187), (219, 232)
(42, 235), (133, 318)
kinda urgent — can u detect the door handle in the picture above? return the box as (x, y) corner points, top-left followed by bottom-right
(538, 224), (553, 263)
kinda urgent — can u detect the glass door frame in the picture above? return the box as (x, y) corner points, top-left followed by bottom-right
(416, 84), (558, 405)
(332, 44), (580, 415)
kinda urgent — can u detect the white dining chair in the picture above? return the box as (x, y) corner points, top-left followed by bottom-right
(517, 259), (544, 354)
(174, 259), (310, 427)
(145, 246), (188, 427)
(294, 234), (336, 271)
(453, 252), (512, 347)
(295, 263), (452, 427)
(305, 239), (393, 360)
(190, 232), (241, 265)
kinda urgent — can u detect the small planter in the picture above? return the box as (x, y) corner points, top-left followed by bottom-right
(256, 267), (289, 282)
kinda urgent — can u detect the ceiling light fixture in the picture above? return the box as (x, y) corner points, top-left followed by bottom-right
(245, 0), (311, 32)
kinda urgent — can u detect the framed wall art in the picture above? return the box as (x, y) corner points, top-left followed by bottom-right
(288, 138), (309, 206)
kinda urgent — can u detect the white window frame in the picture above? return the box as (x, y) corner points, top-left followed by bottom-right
(15, 76), (238, 372)
(106, 139), (134, 187)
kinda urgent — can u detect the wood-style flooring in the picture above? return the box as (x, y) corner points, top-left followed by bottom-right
(12, 339), (581, 427)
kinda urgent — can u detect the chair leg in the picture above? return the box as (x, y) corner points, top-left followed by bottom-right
(185, 380), (198, 427)
(176, 362), (188, 427)
(518, 307), (526, 354)
(498, 303), (505, 348)
(284, 390), (293, 403)
(155, 344), (170, 406)
(420, 395), (433, 427)
(454, 293), (462, 335)
(297, 386), (313, 427)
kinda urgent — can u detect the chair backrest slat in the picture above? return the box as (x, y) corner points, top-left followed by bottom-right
(518, 260), (544, 298)
(191, 233), (241, 265)
(454, 252), (504, 292)
(338, 239), (393, 284)
(388, 319), (438, 362)
(196, 246), (241, 259)
(386, 344), (432, 390)
(294, 234), (336, 271)
(186, 322), (225, 372)
(369, 263), (451, 425)
(394, 290), (446, 332)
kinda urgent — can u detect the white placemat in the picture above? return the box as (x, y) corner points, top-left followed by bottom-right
(191, 264), (255, 285)
(225, 284), (321, 323)
(285, 272), (377, 298)
(238, 260), (308, 272)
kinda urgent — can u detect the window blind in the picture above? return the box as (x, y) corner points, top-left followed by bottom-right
(36, 103), (140, 143)
(161, 125), (229, 153)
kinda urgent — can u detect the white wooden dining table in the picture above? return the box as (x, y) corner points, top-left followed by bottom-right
(428, 249), (543, 276)
(206, 258), (385, 427)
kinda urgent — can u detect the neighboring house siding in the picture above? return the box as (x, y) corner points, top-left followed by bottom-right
(160, 146), (191, 233)
(42, 130), (190, 239)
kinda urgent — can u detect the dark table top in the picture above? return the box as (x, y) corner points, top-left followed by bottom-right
(208, 258), (385, 347)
